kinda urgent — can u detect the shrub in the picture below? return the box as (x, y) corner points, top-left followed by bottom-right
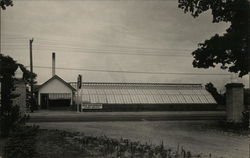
(0, 54), (35, 137)
(4, 125), (39, 158)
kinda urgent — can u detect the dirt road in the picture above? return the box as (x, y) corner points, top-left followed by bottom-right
(33, 120), (249, 158)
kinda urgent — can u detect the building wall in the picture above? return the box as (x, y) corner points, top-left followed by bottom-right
(38, 79), (73, 105)
(13, 80), (27, 113)
(83, 103), (218, 112)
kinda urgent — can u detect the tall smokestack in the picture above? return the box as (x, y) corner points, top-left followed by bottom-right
(52, 52), (55, 77)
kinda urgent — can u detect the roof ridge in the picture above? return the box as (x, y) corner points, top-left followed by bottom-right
(38, 75), (76, 91)
(69, 82), (202, 86)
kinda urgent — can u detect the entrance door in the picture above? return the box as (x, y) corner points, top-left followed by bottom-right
(41, 94), (49, 109)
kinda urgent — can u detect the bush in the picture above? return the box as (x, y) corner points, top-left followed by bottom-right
(0, 105), (29, 137)
(0, 54), (35, 137)
(242, 111), (249, 129)
(4, 125), (39, 158)
(218, 118), (249, 134)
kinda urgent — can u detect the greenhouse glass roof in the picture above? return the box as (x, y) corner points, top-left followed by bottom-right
(70, 82), (217, 104)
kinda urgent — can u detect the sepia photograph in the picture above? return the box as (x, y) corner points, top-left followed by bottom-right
(0, 0), (250, 157)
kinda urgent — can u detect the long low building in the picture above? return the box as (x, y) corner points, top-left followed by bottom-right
(36, 53), (217, 111)
(70, 82), (217, 111)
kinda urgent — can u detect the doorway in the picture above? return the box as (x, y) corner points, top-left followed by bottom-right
(41, 93), (49, 109)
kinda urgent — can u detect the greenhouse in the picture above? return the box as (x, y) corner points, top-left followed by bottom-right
(70, 82), (217, 111)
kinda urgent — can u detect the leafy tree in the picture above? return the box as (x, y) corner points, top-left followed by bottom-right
(178, 0), (250, 77)
(19, 64), (37, 85)
(0, 54), (36, 137)
(0, 0), (13, 10)
(205, 82), (225, 105)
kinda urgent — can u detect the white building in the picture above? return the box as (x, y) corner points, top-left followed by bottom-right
(37, 75), (75, 109)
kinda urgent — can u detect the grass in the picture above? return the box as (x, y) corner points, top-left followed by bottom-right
(3, 125), (39, 158)
(35, 129), (89, 158)
(0, 137), (8, 157)
(217, 121), (250, 135)
(35, 129), (178, 158)
(2, 125), (222, 158)
(201, 120), (250, 136)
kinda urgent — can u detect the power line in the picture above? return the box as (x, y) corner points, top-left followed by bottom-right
(12, 0), (179, 2)
(2, 42), (191, 52)
(29, 65), (231, 76)
(2, 34), (195, 52)
(1, 37), (27, 40)
(36, 41), (194, 52)
(1, 34), (194, 57)
(3, 49), (191, 57)
(1, 42), (194, 53)
(5, 51), (190, 57)
(2, 44), (192, 57)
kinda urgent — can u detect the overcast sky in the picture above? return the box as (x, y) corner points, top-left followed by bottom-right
(1, 0), (248, 90)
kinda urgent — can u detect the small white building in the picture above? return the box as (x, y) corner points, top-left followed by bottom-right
(37, 75), (75, 109)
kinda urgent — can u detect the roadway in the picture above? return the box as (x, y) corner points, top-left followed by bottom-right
(28, 110), (226, 122)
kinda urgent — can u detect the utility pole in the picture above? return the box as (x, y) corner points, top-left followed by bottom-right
(29, 38), (34, 112)
(248, 0), (250, 89)
(247, 0), (250, 131)
(0, 8), (2, 54)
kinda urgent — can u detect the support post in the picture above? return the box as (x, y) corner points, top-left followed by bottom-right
(0, 9), (1, 54)
(76, 74), (82, 112)
(226, 83), (244, 122)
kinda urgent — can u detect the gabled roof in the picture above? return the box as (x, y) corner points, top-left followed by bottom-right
(37, 75), (75, 91)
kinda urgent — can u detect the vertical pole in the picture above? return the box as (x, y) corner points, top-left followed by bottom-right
(0, 8), (2, 54)
(249, 72), (250, 88)
(249, 0), (250, 89)
(77, 86), (79, 112)
(245, 2), (250, 157)
(0, 9), (2, 108)
(76, 74), (82, 112)
(248, 0), (250, 89)
(29, 38), (34, 112)
(76, 75), (79, 112)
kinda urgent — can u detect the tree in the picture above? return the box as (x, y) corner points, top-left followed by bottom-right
(19, 64), (37, 111)
(178, 0), (250, 77)
(0, 0), (13, 10)
(205, 82), (225, 105)
(0, 54), (36, 137)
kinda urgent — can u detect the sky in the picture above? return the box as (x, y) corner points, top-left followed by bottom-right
(1, 0), (249, 90)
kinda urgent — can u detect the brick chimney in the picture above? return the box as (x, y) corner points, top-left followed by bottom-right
(52, 52), (55, 77)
